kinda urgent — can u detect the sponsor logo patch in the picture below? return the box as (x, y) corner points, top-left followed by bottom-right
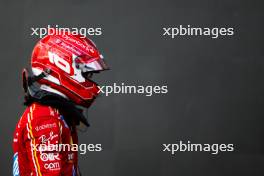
(40, 153), (60, 162)
(44, 162), (61, 171)
(35, 123), (56, 132)
(38, 131), (58, 144)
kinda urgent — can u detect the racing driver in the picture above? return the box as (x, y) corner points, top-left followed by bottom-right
(12, 31), (108, 175)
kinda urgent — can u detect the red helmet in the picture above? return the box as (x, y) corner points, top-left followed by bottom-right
(31, 32), (108, 107)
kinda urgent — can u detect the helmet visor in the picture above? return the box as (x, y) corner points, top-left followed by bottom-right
(76, 55), (109, 72)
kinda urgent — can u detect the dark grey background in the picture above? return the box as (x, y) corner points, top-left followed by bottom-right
(1, 0), (264, 175)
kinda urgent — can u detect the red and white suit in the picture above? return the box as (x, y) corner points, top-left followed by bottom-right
(13, 102), (79, 176)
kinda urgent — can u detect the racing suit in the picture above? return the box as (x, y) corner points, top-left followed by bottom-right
(13, 102), (79, 176)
